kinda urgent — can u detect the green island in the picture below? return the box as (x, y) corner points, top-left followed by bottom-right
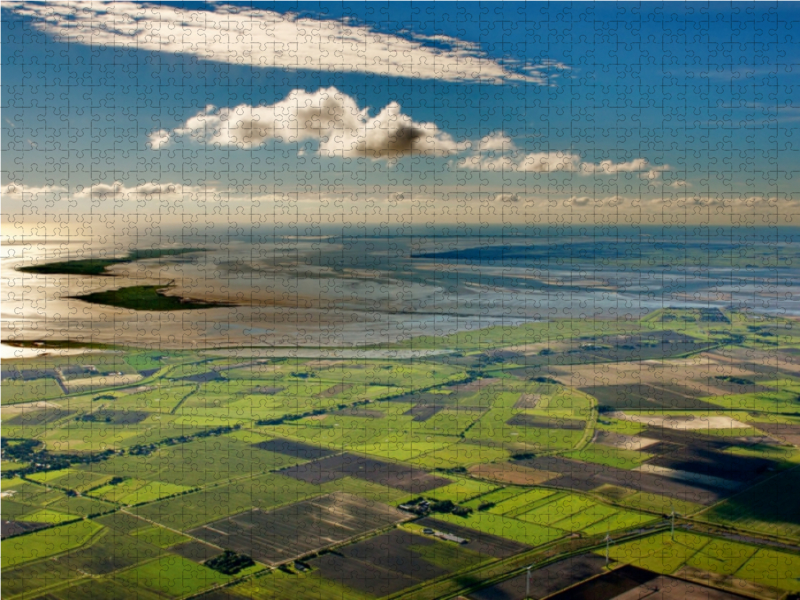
(70, 285), (234, 311)
(2, 308), (800, 600)
(18, 248), (204, 276)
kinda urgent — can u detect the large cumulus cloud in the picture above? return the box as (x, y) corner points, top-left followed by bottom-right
(152, 88), (462, 159)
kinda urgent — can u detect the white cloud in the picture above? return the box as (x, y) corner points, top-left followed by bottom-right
(520, 151), (582, 173)
(74, 182), (207, 201)
(148, 129), (172, 150)
(579, 158), (649, 175)
(458, 153), (519, 171)
(459, 134), (670, 177)
(477, 132), (516, 151)
(565, 196), (592, 207)
(4, 183), (66, 200)
(157, 88), (462, 158)
(7, 1), (564, 84)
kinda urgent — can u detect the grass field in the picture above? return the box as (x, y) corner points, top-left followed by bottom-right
(2, 378), (67, 404)
(23, 508), (81, 524)
(563, 445), (651, 469)
(512, 492), (657, 534)
(4, 314), (800, 599)
(117, 555), (229, 596)
(132, 525), (191, 548)
(132, 473), (320, 530)
(95, 479), (194, 505)
(433, 511), (563, 546)
(2, 520), (102, 568)
(2, 560), (84, 598)
(700, 467), (800, 540)
(224, 569), (376, 600)
(605, 531), (800, 593)
(424, 476), (498, 503)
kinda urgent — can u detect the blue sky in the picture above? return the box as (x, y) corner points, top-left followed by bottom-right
(2, 1), (798, 233)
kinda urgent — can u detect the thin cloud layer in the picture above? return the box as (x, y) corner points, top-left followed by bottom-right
(460, 134), (669, 178)
(74, 182), (208, 201)
(154, 88), (462, 158)
(6, 1), (563, 84)
(4, 183), (66, 200)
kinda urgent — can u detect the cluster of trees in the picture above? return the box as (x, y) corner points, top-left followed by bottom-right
(205, 550), (255, 575)
(128, 424), (242, 456)
(256, 398), (375, 426)
(1, 437), (115, 478)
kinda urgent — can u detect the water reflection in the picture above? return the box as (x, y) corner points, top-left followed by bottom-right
(3, 231), (798, 348)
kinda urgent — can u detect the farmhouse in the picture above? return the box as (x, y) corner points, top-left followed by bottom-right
(434, 531), (468, 544)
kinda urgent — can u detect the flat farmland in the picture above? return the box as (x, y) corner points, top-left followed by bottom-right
(53, 528), (164, 574)
(630, 427), (780, 484)
(2, 559), (84, 598)
(700, 466), (800, 540)
(603, 531), (800, 594)
(517, 493), (616, 528)
(215, 569), (375, 600)
(4, 312), (800, 600)
(2, 520), (102, 569)
(116, 555), (229, 597)
(172, 540), (225, 563)
(45, 577), (164, 600)
(252, 437), (336, 459)
(1, 519), (49, 538)
(644, 447), (774, 483)
(517, 456), (730, 505)
(416, 517), (532, 558)
(90, 435), (306, 487)
(468, 462), (559, 485)
(506, 414), (586, 430)
(551, 352), (761, 393)
(88, 478), (193, 504)
(468, 553), (607, 600)
(747, 421), (800, 447)
(564, 445), (651, 470)
(310, 553), (419, 598)
(432, 511), (563, 547)
(580, 384), (718, 411)
(189, 492), (407, 565)
(2, 378), (67, 404)
(132, 473), (320, 530)
(308, 528), (485, 598)
(542, 565), (754, 600)
(5, 407), (74, 427)
(279, 452), (451, 492)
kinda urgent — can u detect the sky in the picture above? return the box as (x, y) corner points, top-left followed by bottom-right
(2, 1), (799, 239)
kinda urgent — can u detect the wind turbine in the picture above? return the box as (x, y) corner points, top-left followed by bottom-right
(526, 564), (533, 599)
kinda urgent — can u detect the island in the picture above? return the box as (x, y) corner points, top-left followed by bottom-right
(70, 284), (234, 311)
(18, 248), (204, 276)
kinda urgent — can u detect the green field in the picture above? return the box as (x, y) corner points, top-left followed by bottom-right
(117, 555), (229, 596)
(132, 525), (191, 548)
(433, 511), (564, 546)
(700, 467), (800, 540)
(3, 313), (800, 599)
(604, 531), (800, 593)
(2, 520), (102, 568)
(563, 444), (651, 469)
(132, 473), (320, 530)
